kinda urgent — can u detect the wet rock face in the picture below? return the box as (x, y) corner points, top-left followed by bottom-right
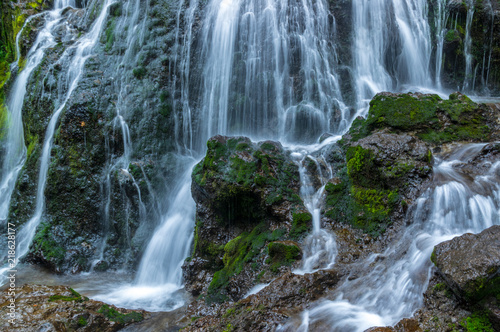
(432, 225), (500, 303)
(440, 0), (500, 94)
(0, 284), (147, 331)
(184, 135), (308, 303)
(243, 269), (343, 311)
(7, 0), (181, 273)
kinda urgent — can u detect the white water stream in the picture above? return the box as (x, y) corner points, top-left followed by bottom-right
(288, 136), (341, 274)
(462, 0), (475, 92)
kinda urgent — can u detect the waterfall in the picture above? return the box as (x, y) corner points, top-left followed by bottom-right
(0, 0), (112, 279)
(434, 0), (449, 89)
(0, 2), (65, 246)
(94, 161), (195, 311)
(462, 0), (475, 92)
(352, 0), (433, 113)
(289, 143), (500, 331)
(288, 137), (341, 274)
(0, 1), (79, 225)
(90, 0), (151, 270)
(1, 0), (497, 323)
(95, 0), (351, 312)
(183, 0), (348, 149)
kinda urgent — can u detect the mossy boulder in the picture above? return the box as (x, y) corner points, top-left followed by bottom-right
(432, 225), (500, 303)
(185, 135), (308, 303)
(348, 92), (499, 145)
(327, 92), (499, 236)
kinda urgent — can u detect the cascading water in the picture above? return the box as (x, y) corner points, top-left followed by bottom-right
(96, 0), (352, 311)
(462, 0), (475, 92)
(0, 1), (72, 267)
(94, 160), (195, 311)
(352, 0), (433, 113)
(185, 0), (349, 149)
(434, 0), (449, 90)
(0, 1), (78, 225)
(286, 143), (500, 331)
(289, 137), (340, 274)
(0, 0), (111, 279)
(90, 0), (152, 271)
(2, 0), (498, 328)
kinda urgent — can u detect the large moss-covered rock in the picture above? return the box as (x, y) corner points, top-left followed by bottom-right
(349, 92), (499, 144)
(325, 92), (499, 236)
(185, 135), (308, 303)
(431, 225), (500, 303)
(6, 0), (181, 274)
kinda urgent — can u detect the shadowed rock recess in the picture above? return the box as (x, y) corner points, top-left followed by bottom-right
(0, 0), (500, 331)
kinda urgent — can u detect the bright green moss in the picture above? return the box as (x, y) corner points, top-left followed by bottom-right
(48, 288), (85, 302)
(32, 223), (66, 267)
(324, 164), (398, 237)
(445, 29), (459, 43)
(433, 283), (446, 292)
(430, 248), (437, 265)
(228, 156), (257, 187)
(207, 223), (282, 303)
(77, 316), (87, 327)
(349, 93), (490, 144)
(461, 312), (493, 332)
(0, 103), (8, 141)
(194, 137), (300, 210)
(98, 304), (144, 324)
(367, 93), (442, 133)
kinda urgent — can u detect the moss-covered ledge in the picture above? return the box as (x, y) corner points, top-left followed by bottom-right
(347, 92), (500, 145)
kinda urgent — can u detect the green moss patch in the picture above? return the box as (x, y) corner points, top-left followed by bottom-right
(267, 241), (301, 272)
(48, 288), (85, 302)
(206, 223), (284, 303)
(324, 144), (401, 236)
(465, 275), (500, 303)
(98, 304), (144, 324)
(461, 311), (494, 332)
(32, 223), (66, 268)
(193, 136), (302, 226)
